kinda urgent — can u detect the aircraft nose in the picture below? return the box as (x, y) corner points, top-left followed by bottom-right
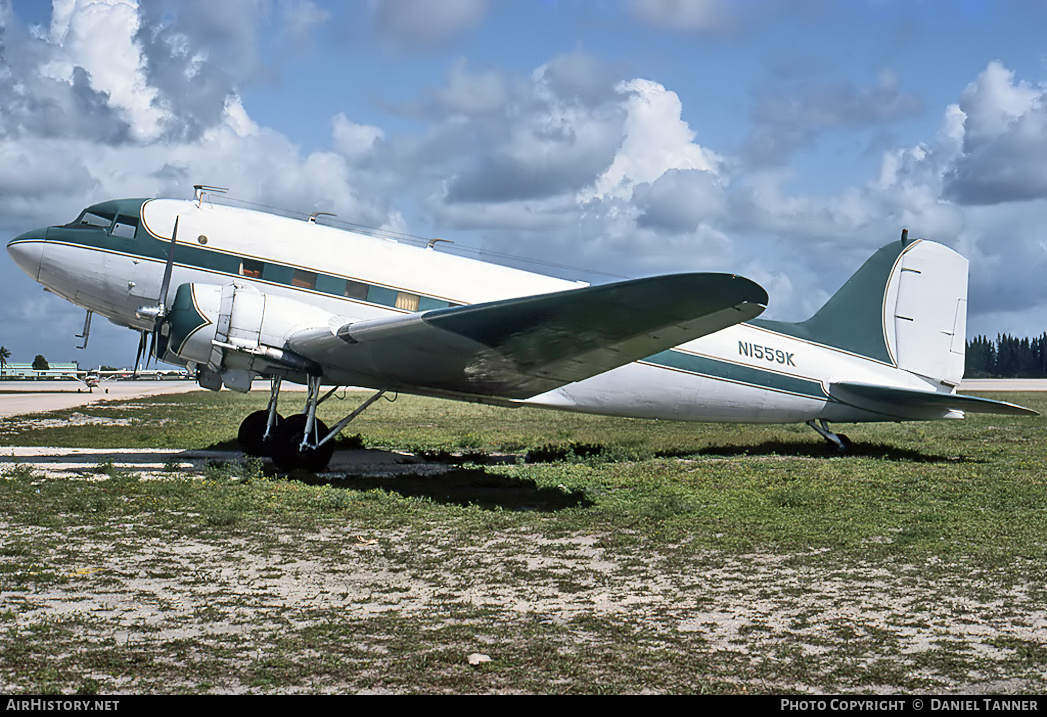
(7, 228), (47, 281)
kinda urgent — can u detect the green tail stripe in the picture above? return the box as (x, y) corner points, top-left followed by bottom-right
(751, 240), (910, 363)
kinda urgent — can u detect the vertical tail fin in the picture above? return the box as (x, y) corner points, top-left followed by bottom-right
(753, 234), (969, 385)
(885, 238), (968, 384)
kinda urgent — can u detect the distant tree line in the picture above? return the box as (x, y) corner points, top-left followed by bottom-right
(966, 334), (1047, 378)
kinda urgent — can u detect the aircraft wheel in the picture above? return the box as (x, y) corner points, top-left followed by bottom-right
(238, 410), (283, 457)
(270, 414), (334, 472)
(833, 434), (852, 455)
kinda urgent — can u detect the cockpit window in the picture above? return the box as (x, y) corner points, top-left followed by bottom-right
(67, 209), (139, 238)
(76, 211), (113, 229)
(111, 216), (138, 239)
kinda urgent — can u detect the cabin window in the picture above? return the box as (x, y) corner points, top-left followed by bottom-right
(291, 269), (317, 289)
(241, 259), (263, 278)
(344, 280), (368, 300)
(367, 286), (397, 306)
(262, 263), (294, 284)
(315, 274), (344, 295)
(395, 292), (420, 311)
(419, 297), (452, 311)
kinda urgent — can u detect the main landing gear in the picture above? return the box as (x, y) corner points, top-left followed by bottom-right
(237, 375), (387, 472)
(807, 419), (851, 454)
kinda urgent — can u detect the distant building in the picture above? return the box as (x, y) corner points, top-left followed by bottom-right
(0, 362), (80, 379)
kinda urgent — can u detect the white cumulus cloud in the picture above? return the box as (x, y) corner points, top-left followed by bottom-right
(943, 61), (1047, 205)
(42, 0), (165, 141)
(584, 78), (723, 202)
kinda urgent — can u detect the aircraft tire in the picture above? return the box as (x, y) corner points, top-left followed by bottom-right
(238, 410), (283, 458)
(270, 414), (334, 472)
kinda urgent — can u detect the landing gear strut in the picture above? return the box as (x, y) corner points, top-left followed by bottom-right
(238, 377), (284, 457)
(807, 419), (851, 454)
(236, 374), (387, 472)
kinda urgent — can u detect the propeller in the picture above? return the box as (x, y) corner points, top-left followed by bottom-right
(135, 216), (180, 367)
(133, 330), (148, 376)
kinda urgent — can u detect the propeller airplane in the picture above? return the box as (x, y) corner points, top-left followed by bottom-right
(7, 186), (1035, 470)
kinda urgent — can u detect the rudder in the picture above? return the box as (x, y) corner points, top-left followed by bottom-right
(884, 239), (968, 385)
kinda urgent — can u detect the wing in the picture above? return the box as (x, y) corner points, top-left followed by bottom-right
(289, 273), (768, 399)
(829, 381), (1038, 420)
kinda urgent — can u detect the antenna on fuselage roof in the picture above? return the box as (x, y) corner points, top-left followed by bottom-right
(308, 212), (336, 224)
(193, 185), (229, 206)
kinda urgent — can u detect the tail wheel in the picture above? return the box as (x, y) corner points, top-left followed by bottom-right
(238, 410), (283, 458)
(270, 414), (334, 472)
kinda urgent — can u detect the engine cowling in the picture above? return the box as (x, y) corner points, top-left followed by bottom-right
(157, 282), (331, 391)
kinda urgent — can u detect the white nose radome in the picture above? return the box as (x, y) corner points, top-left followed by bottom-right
(7, 229), (46, 281)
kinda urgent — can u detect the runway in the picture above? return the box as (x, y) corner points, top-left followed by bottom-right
(958, 378), (1047, 391)
(0, 380), (202, 418)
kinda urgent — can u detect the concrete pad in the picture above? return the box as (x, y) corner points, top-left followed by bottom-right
(0, 445), (451, 480)
(0, 445), (207, 478)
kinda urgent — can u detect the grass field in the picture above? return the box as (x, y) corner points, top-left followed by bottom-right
(1, 388), (1046, 694)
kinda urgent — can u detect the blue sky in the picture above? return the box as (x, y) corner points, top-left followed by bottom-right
(3, 0), (1047, 370)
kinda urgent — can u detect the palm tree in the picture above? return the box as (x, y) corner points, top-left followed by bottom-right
(0, 346), (9, 378)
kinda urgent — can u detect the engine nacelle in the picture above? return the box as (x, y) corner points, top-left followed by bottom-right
(158, 282), (332, 391)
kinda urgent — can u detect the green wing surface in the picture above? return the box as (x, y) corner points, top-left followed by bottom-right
(290, 273), (768, 399)
(829, 381), (1038, 420)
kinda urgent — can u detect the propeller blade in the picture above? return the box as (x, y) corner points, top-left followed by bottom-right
(135, 216), (181, 331)
(134, 331), (147, 375)
(157, 216), (179, 311)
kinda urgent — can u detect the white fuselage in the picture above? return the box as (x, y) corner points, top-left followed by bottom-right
(9, 198), (945, 424)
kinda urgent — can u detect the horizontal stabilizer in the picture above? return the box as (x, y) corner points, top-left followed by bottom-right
(829, 381), (1038, 420)
(290, 273), (768, 399)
